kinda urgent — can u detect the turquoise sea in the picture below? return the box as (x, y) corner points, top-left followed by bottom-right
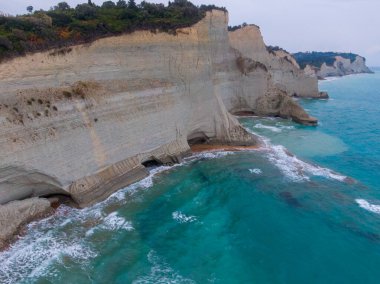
(1, 69), (380, 283)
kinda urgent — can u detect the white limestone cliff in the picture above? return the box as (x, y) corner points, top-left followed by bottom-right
(228, 25), (322, 98)
(0, 11), (256, 209)
(312, 55), (373, 79)
(0, 11), (321, 246)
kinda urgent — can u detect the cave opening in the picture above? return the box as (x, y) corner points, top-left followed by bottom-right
(187, 131), (209, 146)
(142, 158), (163, 168)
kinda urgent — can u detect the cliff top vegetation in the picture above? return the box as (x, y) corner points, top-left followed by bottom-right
(228, 23), (260, 32)
(293, 51), (359, 69)
(0, 0), (226, 62)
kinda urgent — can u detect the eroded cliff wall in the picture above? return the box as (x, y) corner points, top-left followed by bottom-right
(0, 11), (256, 208)
(317, 55), (373, 78)
(217, 25), (318, 125)
(228, 25), (321, 98)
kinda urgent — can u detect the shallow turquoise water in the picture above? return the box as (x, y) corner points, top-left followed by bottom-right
(1, 70), (380, 283)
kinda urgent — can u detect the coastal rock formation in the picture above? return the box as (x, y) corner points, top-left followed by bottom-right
(293, 52), (373, 79)
(218, 25), (319, 124)
(0, 10), (321, 245)
(254, 90), (317, 126)
(0, 198), (52, 249)
(317, 56), (373, 78)
(228, 25), (321, 98)
(0, 11), (257, 210)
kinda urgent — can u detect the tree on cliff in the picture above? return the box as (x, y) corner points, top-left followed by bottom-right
(55, 2), (70, 11)
(116, 0), (127, 8)
(128, 0), (137, 10)
(26, 6), (33, 13)
(0, 0), (226, 62)
(102, 1), (116, 8)
(74, 4), (97, 20)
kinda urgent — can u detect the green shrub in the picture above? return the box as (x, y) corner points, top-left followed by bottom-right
(0, 0), (226, 62)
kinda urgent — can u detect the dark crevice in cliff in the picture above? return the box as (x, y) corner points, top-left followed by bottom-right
(142, 159), (163, 168)
(42, 193), (79, 208)
(187, 132), (209, 145)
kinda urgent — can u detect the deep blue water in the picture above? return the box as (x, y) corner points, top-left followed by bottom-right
(0, 70), (379, 283)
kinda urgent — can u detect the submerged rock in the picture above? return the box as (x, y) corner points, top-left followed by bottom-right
(279, 191), (302, 208)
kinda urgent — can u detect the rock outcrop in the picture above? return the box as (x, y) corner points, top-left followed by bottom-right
(228, 25), (321, 98)
(218, 25), (319, 125)
(0, 198), (53, 249)
(293, 52), (373, 79)
(317, 55), (373, 78)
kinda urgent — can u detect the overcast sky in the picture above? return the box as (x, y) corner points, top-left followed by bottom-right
(1, 0), (379, 66)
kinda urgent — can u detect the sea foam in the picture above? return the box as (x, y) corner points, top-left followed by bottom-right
(172, 211), (197, 223)
(247, 129), (347, 183)
(356, 199), (380, 215)
(249, 168), (263, 175)
(133, 251), (195, 284)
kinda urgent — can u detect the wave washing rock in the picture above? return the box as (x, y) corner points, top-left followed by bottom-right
(293, 52), (373, 79)
(0, 10), (320, 244)
(0, 198), (53, 249)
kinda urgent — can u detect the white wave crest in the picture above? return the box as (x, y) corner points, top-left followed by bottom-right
(249, 168), (262, 175)
(278, 125), (295, 131)
(0, 228), (95, 284)
(267, 144), (347, 183)
(133, 251), (195, 284)
(101, 212), (134, 231)
(356, 199), (380, 215)
(254, 123), (282, 132)
(191, 151), (235, 160)
(172, 211), (197, 224)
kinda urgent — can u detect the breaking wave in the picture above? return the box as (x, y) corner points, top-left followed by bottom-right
(253, 123), (295, 133)
(249, 168), (263, 175)
(172, 211), (197, 224)
(133, 251), (195, 284)
(267, 144), (347, 182)
(247, 130), (348, 183)
(356, 199), (380, 215)
(0, 151), (236, 283)
(254, 123), (282, 133)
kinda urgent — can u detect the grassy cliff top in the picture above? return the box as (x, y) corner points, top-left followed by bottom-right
(293, 51), (360, 69)
(0, 0), (226, 62)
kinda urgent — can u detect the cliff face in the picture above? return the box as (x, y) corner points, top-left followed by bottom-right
(0, 10), (321, 228)
(0, 11), (257, 209)
(293, 52), (373, 79)
(0, 11), (324, 246)
(228, 26), (321, 98)
(317, 55), (373, 78)
(217, 25), (318, 125)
